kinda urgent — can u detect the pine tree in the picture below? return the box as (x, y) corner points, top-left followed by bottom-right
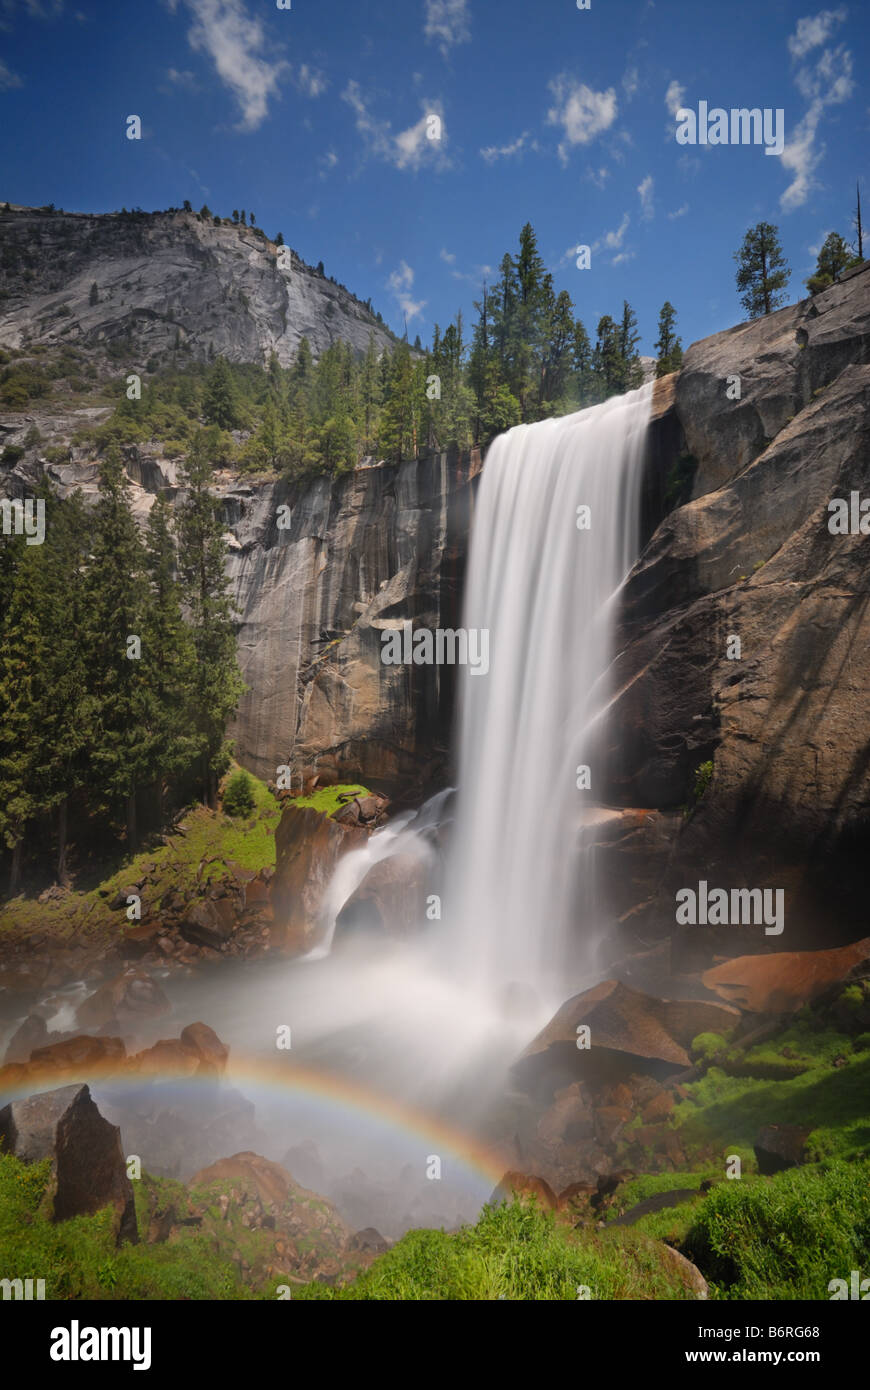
(805, 232), (860, 295)
(734, 223), (791, 317)
(89, 282), (99, 306)
(654, 301), (684, 376)
(202, 356), (242, 431)
(592, 316), (622, 400)
(617, 301), (644, 392)
(141, 494), (198, 818)
(177, 433), (245, 807)
(854, 181), (864, 261)
(81, 447), (150, 849)
(540, 288), (576, 408)
(360, 334), (382, 455)
(572, 319), (593, 404)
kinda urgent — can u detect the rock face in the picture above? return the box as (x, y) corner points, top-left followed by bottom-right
(604, 263), (870, 947)
(0, 206), (397, 366)
(0, 1083), (137, 1242)
(225, 447), (481, 789)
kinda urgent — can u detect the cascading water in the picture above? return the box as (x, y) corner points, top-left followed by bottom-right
(444, 381), (654, 1012)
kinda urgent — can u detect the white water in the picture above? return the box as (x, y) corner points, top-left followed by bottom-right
(444, 382), (653, 1011)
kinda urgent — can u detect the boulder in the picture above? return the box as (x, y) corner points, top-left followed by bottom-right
(180, 897), (238, 950)
(27, 1034), (126, 1081)
(3, 1013), (48, 1064)
(76, 970), (170, 1030)
(270, 805), (367, 953)
(335, 849), (431, 937)
(180, 1022), (229, 1076)
(514, 980), (740, 1094)
(702, 937), (870, 1013)
(0, 1083), (137, 1242)
(346, 1227), (389, 1254)
(489, 1171), (558, 1210)
(754, 1124), (812, 1175)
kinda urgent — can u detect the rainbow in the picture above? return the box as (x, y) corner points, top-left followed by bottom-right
(0, 1052), (509, 1190)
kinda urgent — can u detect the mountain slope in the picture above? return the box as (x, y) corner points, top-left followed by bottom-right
(0, 205), (397, 367)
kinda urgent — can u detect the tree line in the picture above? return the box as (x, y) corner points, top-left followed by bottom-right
(0, 445), (244, 893)
(92, 222), (684, 474)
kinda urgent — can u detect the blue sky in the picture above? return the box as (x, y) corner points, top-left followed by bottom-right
(0, 0), (867, 355)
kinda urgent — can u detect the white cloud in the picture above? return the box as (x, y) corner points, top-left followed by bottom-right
(343, 83), (449, 172)
(664, 79), (685, 117)
(166, 66), (198, 88)
(781, 17), (854, 210)
(787, 7), (846, 59)
(600, 212), (630, 250)
(667, 202), (689, 219)
(586, 166), (609, 188)
(295, 63), (327, 98)
(424, 0), (470, 56)
(547, 75), (617, 162)
(440, 247), (456, 264)
(388, 261), (425, 323)
(622, 65), (639, 100)
(637, 173), (654, 219)
(612, 251), (635, 265)
(172, 0), (290, 131)
(479, 131), (535, 162)
(0, 57), (23, 87)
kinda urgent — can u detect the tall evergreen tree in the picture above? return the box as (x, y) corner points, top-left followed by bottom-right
(654, 301), (684, 376)
(734, 222), (791, 317)
(177, 433), (245, 807)
(202, 356), (243, 431)
(82, 447), (150, 849)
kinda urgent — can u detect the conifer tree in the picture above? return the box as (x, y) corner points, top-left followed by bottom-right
(177, 432), (245, 807)
(654, 301), (684, 376)
(82, 447), (149, 849)
(734, 222), (790, 317)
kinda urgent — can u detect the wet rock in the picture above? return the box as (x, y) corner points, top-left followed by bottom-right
(347, 1227), (389, 1254)
(489, 1171), (558, 1210)
(336, 849), (431, 938)
(702, 938), (870, 1013)
(0, 1083), (137, 1242)
(515, 980), (740, 1095)
(180, 898), (238, 950)
(76, 970), (170, 1030)
(27, 1033), (126, 1080)
(3, 1013), (48, 1064)
(271, 805), (367, 953)
(180, 1022), (229, 1076)
(754, 1124), (812, 1174)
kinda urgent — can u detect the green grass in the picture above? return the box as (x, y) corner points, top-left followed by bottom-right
(293, 1199), (702, 1301)
(290, 783), (371, 817)
(0, 1153), (250, 1300)
(682, 1159), (870, 1300)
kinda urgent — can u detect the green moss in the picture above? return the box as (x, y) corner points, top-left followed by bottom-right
(291, 783), (371, 817)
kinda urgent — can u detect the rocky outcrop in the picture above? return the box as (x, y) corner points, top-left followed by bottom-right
(0, 206), (396, 366)
(603, 263), (870, 948)
(0, 1083), (137, 1242)
(270, 805), (367, 952)
(225, 447), (481, 790)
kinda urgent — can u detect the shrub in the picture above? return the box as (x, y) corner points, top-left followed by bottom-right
(222, 769), (256, 818)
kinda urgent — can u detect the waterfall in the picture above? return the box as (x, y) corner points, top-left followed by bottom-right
(444, 382), (654, 1009)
